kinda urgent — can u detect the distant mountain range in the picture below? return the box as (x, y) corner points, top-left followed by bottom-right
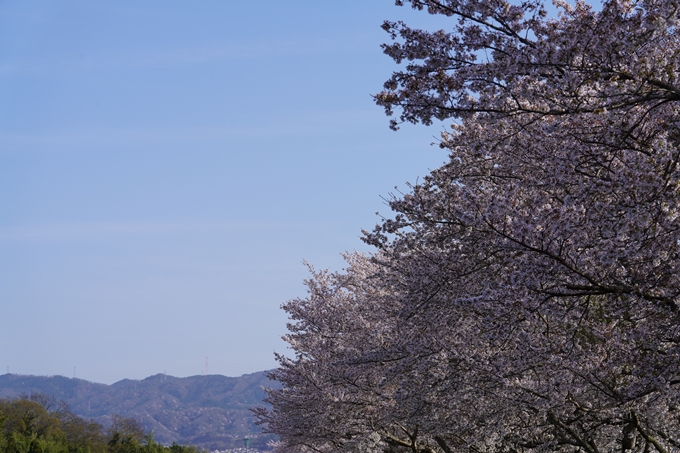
(0, 372), (279, 451)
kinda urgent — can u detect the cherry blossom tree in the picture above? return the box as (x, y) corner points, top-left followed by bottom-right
(257, 1), (680, 453)
(255, 255), (400, 453)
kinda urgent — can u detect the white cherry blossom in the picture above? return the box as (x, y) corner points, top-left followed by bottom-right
(257, 2), (680, 453)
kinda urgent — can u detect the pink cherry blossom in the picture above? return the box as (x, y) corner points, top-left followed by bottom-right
(257, 2), (680, 453)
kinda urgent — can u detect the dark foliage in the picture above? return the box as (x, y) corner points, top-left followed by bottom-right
(0, 394), (201, 453)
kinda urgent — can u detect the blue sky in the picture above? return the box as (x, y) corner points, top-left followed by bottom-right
(0, 1), (449, 384)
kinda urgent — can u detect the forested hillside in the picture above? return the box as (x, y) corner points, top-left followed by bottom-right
(0, 394), (200, 453)
(0, 372), (278, 451)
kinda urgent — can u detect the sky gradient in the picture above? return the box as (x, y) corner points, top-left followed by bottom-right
(0, 1), (449, 384)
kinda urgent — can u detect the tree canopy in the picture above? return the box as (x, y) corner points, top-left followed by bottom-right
(0, 394), (200, 453)
(256, 1), (680, 453)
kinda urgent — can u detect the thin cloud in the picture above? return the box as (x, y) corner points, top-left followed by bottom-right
(0, 221), (291, 242)
(0, 34), (374, 76)
(0, 110), (382, 149)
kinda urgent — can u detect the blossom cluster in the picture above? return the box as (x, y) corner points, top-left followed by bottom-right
(256, 1), (680, 453)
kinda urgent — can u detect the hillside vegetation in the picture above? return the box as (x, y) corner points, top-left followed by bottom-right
(0, 372), (278, 451)
(0, 394), (200, 453)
